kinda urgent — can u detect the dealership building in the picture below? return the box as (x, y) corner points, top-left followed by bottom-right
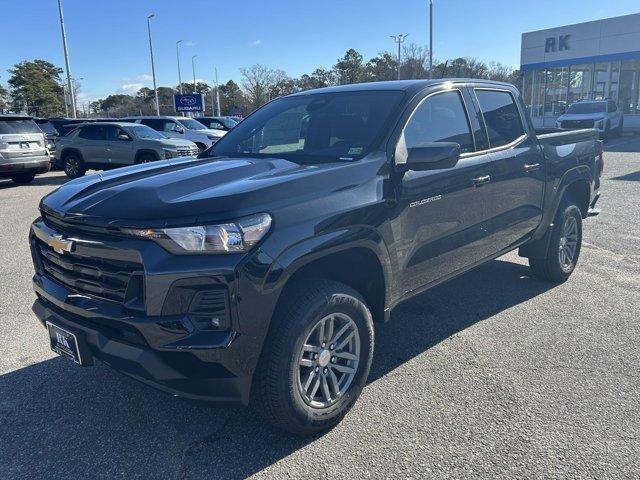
(520, 12), (640, 128)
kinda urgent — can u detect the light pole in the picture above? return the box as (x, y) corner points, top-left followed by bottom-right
(215, 68), (221, 116)
(191, 55), (197, 93)
(176, 40), (183, 94)
(390, 34), (409, 80)
(147, 14), (160, 115)
(428, 0), (433, 79)
(57, 0), (77, 118)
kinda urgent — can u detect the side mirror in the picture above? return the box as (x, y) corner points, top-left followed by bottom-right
(173, 125), (184, 134)
(398, 142), (460, 172)
(117, 134), (131, 141)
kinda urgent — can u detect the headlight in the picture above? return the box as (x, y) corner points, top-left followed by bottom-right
(123, 213), (272, 254)
(163, 149), (176, 159)
(595, 120), (604, 129)
(206, 135), (220, 141)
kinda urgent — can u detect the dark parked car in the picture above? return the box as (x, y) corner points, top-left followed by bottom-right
(0, 115), (50, 185)
(30, 79), (602, 434)
(196, 116), (239, 131)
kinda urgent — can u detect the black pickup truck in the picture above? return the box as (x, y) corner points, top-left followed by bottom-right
(30, 79), (602, 434)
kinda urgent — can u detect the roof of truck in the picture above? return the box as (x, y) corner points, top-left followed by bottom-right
(288, 78), (516, 97)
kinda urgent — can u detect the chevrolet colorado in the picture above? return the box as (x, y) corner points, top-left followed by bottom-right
(30, 79), (602, 434)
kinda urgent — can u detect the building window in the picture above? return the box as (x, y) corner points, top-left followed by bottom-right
(620, 59), (640, 114)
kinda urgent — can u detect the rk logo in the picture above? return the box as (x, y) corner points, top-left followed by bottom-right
(545, 35), (571, 53)
(56, 332), (70, 349)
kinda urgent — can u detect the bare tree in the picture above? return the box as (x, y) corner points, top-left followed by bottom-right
(240, 64), (276, 111)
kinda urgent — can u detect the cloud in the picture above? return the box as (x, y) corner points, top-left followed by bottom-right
(250, 39), (262, 46)
(183, 40), (196, 47)
(120, 83), (146, 94)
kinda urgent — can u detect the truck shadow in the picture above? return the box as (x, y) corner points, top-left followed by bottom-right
(0, 173), (68, 190)
(1, 258), (554, 479)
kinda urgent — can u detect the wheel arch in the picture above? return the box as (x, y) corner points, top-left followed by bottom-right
(60, 147), (84, 161)
(265, 229), (392, 325)
(134, 149), (160, 163)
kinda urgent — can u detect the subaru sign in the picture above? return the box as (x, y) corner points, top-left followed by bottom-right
(174, 94), (204, 112)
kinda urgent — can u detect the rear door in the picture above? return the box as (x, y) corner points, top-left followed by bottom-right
(392, 88), (497, 294)
(471, 87), (545, 251)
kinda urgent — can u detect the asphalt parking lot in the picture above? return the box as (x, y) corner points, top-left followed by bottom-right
(1, 135), (639, 479)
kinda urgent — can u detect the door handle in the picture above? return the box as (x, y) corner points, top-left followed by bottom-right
(524, 163), (541, 172)
(472, 175), (491, 186)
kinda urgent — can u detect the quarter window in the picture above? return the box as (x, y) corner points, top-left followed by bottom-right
(475, 90), (525, 148)
(402, 91), (474, 153)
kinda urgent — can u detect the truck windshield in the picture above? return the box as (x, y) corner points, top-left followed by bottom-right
(211, 91), (404, 163)
(566, 102), (606, 114)
(0, 119), (42, 134)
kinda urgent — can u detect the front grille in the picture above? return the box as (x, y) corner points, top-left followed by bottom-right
(176, 148), (198, 157)
(34, 236), (143, 304)
(561, 120), (595, 129)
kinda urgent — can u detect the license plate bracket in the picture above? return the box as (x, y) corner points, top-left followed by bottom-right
(46, 321), (93, 366)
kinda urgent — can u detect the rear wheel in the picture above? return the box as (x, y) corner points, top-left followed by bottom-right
(10, 172), (36, 185)
(252, 280), (374, 435)
(63, 153), (86, 179)
(529, 200), (582, 283)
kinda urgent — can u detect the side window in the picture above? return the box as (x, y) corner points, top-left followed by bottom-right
(140, 119), (161, 130)
(607, 100), (617, 112)
(211, 121), (224, 130)
(402, 91), (474, 153)
(78, 125), (106, 141)
(161, 120), (178, 132)
(475, 90), (525, 148)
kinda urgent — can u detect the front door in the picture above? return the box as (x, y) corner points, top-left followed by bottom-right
(105, 126), (134, 165)
(391, 89), (496, 296)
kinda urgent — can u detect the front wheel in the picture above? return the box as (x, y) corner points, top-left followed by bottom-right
(529, 201), (583, 282)
(10, 172), (36, 185)
(252, 280), (374, 435)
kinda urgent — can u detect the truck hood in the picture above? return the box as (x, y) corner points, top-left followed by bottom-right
(558, 113), (606, 121)
(40, 155), (377, 228)
(156, 138), (196, 148)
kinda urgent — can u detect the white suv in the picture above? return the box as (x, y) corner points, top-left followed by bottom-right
(123, 116), (226, 151)
(556, 100), (623, 140)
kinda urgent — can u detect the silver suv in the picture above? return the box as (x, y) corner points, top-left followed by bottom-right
(0, 115), (51, 185)
(122, 116), (226, 152)
(55, 122), (199, 178)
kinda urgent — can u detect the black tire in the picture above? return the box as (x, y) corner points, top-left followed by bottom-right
(529, 200), (583, 283)
(10, 172), (36, 185)
(62, 152), (86, 179)
(136, 152), (157, 164)
(602, 121), (611, 142)
(252, 279), (374, 435)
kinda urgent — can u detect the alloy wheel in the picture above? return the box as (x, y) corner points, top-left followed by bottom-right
(558, 215), (578, 272)
(296, 312), (360, 408)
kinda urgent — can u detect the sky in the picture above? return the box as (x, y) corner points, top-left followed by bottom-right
(1, 0), (639, 106)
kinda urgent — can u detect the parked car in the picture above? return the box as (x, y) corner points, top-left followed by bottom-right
(122, 116), (226, 152)
(0, 115), (50, 185)
(30, 79), (602, 434)
(54, 121), (199, 178)
(556, 99), (623, 140)
(195, 116), (239, 131)
(33, 118), (58, 155)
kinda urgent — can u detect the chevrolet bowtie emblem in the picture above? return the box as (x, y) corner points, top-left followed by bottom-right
(48, 234), (74, 254)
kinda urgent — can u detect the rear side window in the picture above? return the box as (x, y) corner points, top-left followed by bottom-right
(475, 90), (525, 148)
(78, 125), (106, 141)
(403, 90), (474, 153)
(0, 119), (42, 134)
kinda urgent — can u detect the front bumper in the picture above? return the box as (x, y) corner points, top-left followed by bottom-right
(0, 155), (50, 176)
(30, 217), (280, 404)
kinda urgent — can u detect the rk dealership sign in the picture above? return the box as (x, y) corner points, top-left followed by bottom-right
(174, 94), (204, 112)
